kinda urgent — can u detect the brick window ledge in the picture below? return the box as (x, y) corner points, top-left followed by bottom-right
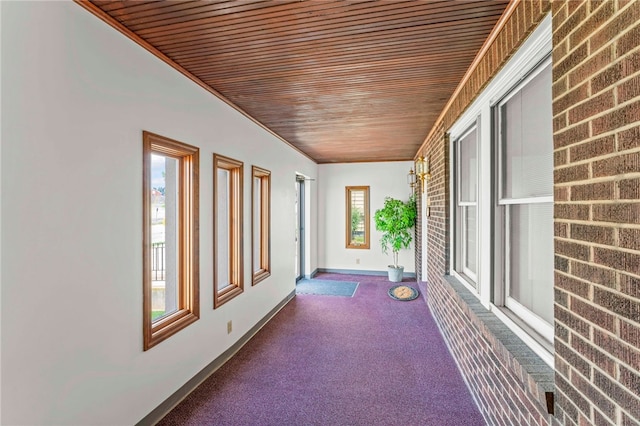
(441, 275), (556, 415)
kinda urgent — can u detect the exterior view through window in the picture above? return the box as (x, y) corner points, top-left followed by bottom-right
(252, 166), (271, 285)
(213, 154), (243, 308)
(143, 131), (199, 351)
(346, 186), (370, 249)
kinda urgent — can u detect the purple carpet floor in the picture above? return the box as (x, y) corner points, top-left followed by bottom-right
(158, 273), (485, 425)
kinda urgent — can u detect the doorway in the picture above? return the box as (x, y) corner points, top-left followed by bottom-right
(295, 175), (305, 281)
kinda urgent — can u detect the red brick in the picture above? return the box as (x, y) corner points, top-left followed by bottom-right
(568, 47), (613, 88)
(556, 373), (591, 416)
(571, 333), (616, 377)
(555, 222), (569, 238)
(555, 149), (568, 166)
(568, 90), (615, 124)
(593, 370), (640, 419)
(590, 0), (640, 52)
(570, 181), (615, 201)
(569, 363), (617, 420)
(554, 43), (589, 81)
(618, 21), (640, 56)
(594, 287), (640, 322)
(619, 365), (640, 397)
(569, 1), (615, 49)
(591, 62), (623, 94)
(594, 328), (640, 370)
(570, 223), (615, 245)
(555, 203), (590, 220)
(571, 260), (616, 288)
(621, 50), (640, 77)
(554, 82), (589, 114)
(618, 74), (640, 104)
(555, 163), (590, 183)
(620, 321), (640, 358)
(593, 202), (640, 224)
(554, 113), (568, 132)
(555, 239), (591, 261)
(557, 339), (591, 377)
(554, 2), (588, 45)
(569, 135), (615, 162)
(554, 122), (590, 148)
(592, 151), (640, 178)
(556, 186), (569, 201)
(572, 298), (617, 333)
(619, 227), (640, 250)
(619, 273), (640, 298)
(594, 246), (640, 275)
(592, 100), (640, 136)
(618, 125), (640, 151)
(556, 271), (591, 298)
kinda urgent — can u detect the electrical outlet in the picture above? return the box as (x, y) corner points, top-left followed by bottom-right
(227, 320), (232, 334)
(356, 258), (360, 264)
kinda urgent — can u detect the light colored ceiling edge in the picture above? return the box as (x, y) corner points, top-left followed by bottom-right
(72, 0), (317, 164)
(413, 0), (520, 159)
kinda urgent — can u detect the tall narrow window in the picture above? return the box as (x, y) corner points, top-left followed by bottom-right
(496, 61), (554, 343)
(454, 125), (478, 286)
(214, 154), (243, 308)
(346, 186), (370, 249)
(143, 131), (199, 351)
(252, 166), (271, 285)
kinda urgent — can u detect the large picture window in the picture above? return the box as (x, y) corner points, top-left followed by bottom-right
(495, 61), (554, 343)
(143, 131), (199, 351)
(453, 125), (478, 286)
(345, 186), (370, 249)
(252, 166), (271, 285)
(214, 154), (243, 308)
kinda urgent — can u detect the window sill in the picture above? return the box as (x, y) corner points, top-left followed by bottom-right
(442, 275), (555, 414)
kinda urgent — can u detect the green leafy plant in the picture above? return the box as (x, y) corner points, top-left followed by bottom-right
(373, 196), (417, 268)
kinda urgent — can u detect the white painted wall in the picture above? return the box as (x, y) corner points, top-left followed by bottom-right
(318, 161), (415, 274)
(1, 2), (317, 425)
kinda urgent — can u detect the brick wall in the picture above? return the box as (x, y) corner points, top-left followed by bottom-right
(417, 2), (555, 424)
(417, 0), (640, 425)
(552, 1), (640, 424)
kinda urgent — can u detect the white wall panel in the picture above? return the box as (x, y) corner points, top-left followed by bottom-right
(318, 161), (415, 274)
(1, 2), (316, 424)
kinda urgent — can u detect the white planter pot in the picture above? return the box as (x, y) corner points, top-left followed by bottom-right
(388, 266), (404, 282)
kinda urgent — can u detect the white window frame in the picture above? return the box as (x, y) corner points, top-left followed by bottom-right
(494, 59), (554, 346)
(452, 124), (479, 289)
(448, 14), (553, 366)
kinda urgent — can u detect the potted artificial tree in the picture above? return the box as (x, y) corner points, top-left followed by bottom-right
(373, 195), (417, 282)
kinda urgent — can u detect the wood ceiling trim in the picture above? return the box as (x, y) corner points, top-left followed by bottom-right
(415, 0), (520, 158)
(74, 0), (315, 163)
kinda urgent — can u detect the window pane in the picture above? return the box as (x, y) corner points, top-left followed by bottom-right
(464, 205), (477, 275)
(508, 203), (554, 324)
(346, 186), (369, 249)
(459, 128), (477, 203)
(350, 190), (365, 244)
(502, 64), (553, 199)
(217, 168), (230, 289)
(151, 155), (179, 321)
(143, 131), (199, 351)
(253, 176), (261, 273)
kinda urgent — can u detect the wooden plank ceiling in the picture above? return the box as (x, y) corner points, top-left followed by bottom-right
(86, 0), (509, 163)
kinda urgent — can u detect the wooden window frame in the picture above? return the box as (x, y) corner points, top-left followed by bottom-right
(213, 154), (243, 308)
(252, 166), (271, 285)
(345, 186), (370, 249)
(143, 131), (199, 351)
